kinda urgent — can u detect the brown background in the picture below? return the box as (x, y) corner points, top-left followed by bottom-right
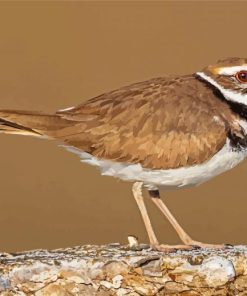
(0, 1), (246, 252)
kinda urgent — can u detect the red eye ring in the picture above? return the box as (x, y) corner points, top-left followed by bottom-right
(236, 70), (247, 83)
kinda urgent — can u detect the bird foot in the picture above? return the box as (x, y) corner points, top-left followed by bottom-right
(151, 244), (193, 252)
(187, 240), (225, 249)
(151, 241), (227, 252)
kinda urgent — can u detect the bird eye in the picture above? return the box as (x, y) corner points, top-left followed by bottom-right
(236, 71), (247, 83)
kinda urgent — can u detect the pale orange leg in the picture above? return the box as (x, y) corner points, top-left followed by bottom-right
(132, 182), (192, 252)
(149, 189), (224, 249)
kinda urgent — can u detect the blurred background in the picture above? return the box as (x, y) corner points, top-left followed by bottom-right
(0, 1), (246, 252)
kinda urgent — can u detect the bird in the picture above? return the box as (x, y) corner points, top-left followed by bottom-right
(1, 57), (247, 252)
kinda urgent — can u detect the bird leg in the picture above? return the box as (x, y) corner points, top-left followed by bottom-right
(132, 182), (192, 252)
(132, 182), (158, 246)
(149, 189), (224, 249)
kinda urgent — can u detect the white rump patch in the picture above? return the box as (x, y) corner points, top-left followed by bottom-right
(217, 65), (247, 76)
(196, 71), (247, 105)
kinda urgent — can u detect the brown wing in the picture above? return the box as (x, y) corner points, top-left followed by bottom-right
(54, 76), (232, 170)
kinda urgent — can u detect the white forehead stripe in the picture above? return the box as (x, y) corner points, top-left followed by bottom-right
(196, 71), (247, 105)
(217, 65), (247, 75)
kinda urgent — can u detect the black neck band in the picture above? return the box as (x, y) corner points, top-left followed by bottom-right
(195, 74), (247, 120)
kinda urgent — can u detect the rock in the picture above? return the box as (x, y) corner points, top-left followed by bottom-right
(1, 244), (247, 295)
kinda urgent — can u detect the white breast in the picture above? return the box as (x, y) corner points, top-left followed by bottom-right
(63, 138), (247, 191)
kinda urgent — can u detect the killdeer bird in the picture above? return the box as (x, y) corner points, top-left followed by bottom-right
(1, 57), (247, 251)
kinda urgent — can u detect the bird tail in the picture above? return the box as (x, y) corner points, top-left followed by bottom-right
(0, 110), (71, 138)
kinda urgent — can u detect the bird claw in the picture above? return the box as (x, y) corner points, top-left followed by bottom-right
(187, 240), (225, 249)
(151, 244), (193, 252)
(150, 241), (228, 252)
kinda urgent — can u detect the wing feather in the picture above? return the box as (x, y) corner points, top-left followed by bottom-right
(55, 76), (233, 170)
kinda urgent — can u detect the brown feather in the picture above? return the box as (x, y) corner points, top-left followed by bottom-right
(54, 75), (242, 169)
(0, 74), (243, 170)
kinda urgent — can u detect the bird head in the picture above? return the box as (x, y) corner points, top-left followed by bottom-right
(196, 57), (247, 105)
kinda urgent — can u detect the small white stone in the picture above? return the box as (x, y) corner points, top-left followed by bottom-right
(128, 236), (139, 248)
(100, 280), (113, 289)
(112, 275), (123, 289)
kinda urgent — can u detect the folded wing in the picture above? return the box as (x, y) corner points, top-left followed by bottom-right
(55, 76), (231, 170)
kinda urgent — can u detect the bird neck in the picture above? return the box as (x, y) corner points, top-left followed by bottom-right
(227, 101), (247, 121)
(195, 73), (247, 121)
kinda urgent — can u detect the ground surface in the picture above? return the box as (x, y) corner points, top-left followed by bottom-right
(0, 244), (247, 295)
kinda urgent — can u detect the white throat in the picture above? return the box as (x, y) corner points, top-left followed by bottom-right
(196, 71), (247, 105)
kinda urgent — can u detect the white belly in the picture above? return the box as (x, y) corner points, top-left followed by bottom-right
(64, 139), (247, 190)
